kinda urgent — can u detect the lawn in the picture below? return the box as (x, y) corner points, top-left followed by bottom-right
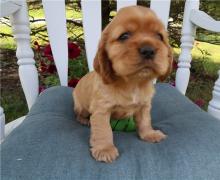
(0, 6), (83, 49)
(174, 41), (220, 62)
(174, 41), (220, 76)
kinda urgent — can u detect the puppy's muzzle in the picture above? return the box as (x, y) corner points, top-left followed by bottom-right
(139, 46), (155, 60)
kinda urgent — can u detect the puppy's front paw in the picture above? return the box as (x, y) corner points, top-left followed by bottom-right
(140, 130), (167, 143)
(91, 145), (119, 163)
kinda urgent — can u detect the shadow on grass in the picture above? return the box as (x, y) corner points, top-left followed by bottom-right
(186, 58), (220, 111)
(1, 89), (28, 124)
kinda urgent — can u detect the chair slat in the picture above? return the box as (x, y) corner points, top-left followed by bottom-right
(150, 0), (171, 29)
(42, 0), (68, 86)
(176, 0), (199, 95)
(81, 1), (101, 71)
(0, 107), (5, 141)
(10, 0), (39, 109)
(117, 0), (137, 11)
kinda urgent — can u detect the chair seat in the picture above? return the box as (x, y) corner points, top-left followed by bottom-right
(2, 83), (220, 180)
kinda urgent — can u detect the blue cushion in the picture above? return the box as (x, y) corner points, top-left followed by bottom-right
(2, 83), (220, 180)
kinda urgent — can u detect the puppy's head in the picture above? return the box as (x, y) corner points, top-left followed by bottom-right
(94, 6), (173, 84)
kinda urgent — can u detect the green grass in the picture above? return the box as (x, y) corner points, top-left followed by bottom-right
(29, 9), (45, 18)
(29, 7), (82, 19)
(1, 90), (28, 123)
(0, 7), (83, 50)
(174, 41), (220, 63)
(0, 24), (16, 50)
(173, 41), (220, 77)
(193, 42), (220, 63)
(197, 32), (220, 44)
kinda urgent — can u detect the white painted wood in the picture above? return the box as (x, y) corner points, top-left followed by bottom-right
(150, 0), (171, 29)
(5, 116), (26, 138)
(150, 0), (171, 84)
(0, 116), (26, 143)
(208, 71), (220, 120)
(117, 0), (137, 11)
(190, 10), (220, 33)
(81, 0), (101, 71)
(0, 106), (5, 141)
(10, 0), (39, 109)
(0, 0), (21, 17)
(175, 0), (199, 95)
(42, 0), (68, 86)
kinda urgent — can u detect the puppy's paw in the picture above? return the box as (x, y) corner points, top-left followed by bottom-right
(91, 145), (119, 163)
(140, 130), (167, 143)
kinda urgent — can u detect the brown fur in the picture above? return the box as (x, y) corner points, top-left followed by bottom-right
(73, 6), (173, 163)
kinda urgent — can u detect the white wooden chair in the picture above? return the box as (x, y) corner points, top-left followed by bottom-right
(1, 0), (220, 179)
(2, 0), (220, 140)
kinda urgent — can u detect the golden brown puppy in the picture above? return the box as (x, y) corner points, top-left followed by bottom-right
(73, 6), (173, 163)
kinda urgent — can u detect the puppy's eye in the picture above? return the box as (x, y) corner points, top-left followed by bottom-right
(156, 33), (164, 41)
(118, 32), (131, 41)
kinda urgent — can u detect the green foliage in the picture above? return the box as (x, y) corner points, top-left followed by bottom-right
(186, 76), (214, 110)
(68, 52), (89, 79)
(1, 90), (28, 123)
(44, 75), (60, 87)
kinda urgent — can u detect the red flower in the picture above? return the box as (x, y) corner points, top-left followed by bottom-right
(68, 42), (81, 59)
(43, 42), (80, 61)
(39, 86), (46, 93)
(173, 61), (178, 70)
(194, 99), (205, 107)
(44, 44), (54, 61)
(39, 61), (47, 73)
(47, 64), (57, 74)
(68, 78), (80, 88)
(34, 41), (41, 51)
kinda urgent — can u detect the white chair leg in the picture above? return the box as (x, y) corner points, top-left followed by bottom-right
(175, 0), (199, 95)
(0, 106), (5, 141)
(10, 0), (39, 109)
(208, 71), (220, 120)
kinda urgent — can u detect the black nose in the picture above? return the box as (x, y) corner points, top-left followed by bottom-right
(139, 46), (155, 59)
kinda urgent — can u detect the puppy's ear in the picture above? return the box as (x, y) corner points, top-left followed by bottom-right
(158, 37), (173, 81)
(94, 33), (116, 84)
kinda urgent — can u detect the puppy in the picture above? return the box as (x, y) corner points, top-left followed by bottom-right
(73, 6), (173, 163)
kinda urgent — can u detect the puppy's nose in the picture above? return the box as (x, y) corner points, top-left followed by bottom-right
(139, 46), (155, 59)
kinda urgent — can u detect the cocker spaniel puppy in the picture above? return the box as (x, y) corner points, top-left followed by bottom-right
(73, 6), (173, 163)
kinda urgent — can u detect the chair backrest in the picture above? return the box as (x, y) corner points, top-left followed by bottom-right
(3, 0), (171, 110)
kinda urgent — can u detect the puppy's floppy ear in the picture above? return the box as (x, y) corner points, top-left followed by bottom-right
(158, 36), (173, 81)
(94, 33), (116, 84)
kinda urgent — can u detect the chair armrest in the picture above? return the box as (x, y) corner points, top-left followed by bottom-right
(0, 0), (22, 17)
(190, 9), (220, 33)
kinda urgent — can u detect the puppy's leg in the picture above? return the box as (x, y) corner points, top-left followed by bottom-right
(135, 105), (166, 143)
(90, 112), (119, 163)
